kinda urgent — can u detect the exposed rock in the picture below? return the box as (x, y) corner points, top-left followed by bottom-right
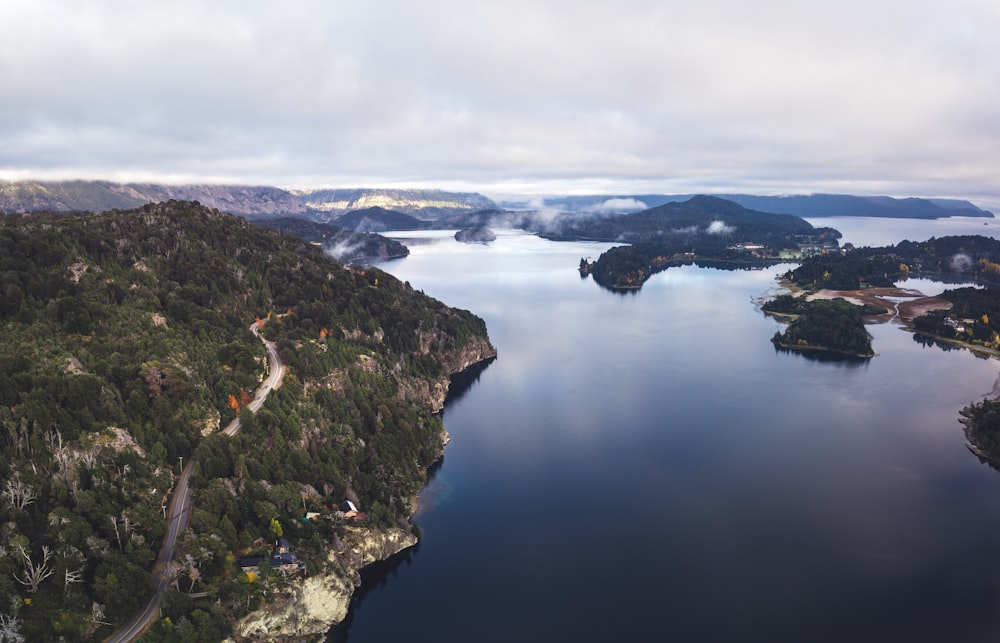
(234, 526), (417, 642)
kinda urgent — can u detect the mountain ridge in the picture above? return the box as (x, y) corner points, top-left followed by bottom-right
(0, 180), (496, 219)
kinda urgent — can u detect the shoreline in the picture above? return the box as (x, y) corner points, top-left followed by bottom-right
(232, 351), (496, 642)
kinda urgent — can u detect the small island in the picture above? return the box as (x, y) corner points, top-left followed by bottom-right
(763, 294), (883, 358)
(455, 226), (497, 244)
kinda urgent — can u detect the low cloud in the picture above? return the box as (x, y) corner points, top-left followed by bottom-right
(325, 234), (366, 262)
(950, 252), (973, 272)
(707, 220), (735, 234)
(586, 198), (648, 214)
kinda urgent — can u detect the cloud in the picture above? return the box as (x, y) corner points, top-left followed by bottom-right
(586, 198), (648, 214)
(0, 1), (998, 206)
(707, 221), (735, 235)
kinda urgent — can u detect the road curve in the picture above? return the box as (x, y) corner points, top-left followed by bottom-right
(105, 322), (283, 642)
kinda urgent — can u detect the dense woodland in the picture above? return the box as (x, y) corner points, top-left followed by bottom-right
(763, 295), (883, 357)
(0, 201), (493, 641)
(912, 287), (1000, 350)
(784, 235), (1000, 290)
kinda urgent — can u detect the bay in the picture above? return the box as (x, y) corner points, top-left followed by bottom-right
(333, 224), (1000, 642)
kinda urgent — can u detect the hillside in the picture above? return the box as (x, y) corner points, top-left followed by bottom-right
(332, 206), (425, 231)
(0, 201), (494, 641)
(253, 217), (410, 263)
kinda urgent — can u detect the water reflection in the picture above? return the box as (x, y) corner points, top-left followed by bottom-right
(326, 545), (421, 643)
(772, 344), (872, 366)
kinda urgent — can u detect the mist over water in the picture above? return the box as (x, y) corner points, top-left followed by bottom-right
(333, 226), (1000, 642)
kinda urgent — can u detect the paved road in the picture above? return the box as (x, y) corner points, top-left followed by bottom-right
(105, 322), (283, 642)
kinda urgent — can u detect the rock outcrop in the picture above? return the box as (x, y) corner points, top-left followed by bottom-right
(234, 526), (418, 642)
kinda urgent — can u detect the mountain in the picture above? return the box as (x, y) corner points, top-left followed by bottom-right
(0, 200), (494, 641)
(527, 193), (994, 219)
(0, 181), (496, 220)
(574, 196), (842, 290)
(0, 180), (307, 217)
(717, 194), (993, 219)
(333, 206), (425, 231)
(551, 195), (829, 243)
(291, 188), (497, 220)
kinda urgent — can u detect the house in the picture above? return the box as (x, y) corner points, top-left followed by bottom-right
(338, 500), (359, 518)
(239, 538), (306, 576)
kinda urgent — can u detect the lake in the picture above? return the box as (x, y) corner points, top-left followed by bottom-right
(332, 219), (1000, 642)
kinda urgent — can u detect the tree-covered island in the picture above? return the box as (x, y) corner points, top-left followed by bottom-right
(762, 295), (885, 358)
(0, 201), (495, 641)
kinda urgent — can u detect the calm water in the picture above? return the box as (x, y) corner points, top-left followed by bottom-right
(334, 223), (1000, 643)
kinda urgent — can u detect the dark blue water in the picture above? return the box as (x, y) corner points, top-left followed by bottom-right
(335, 224), (1000, 643)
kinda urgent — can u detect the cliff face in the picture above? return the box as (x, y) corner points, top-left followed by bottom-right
(234, 526), (418, 642)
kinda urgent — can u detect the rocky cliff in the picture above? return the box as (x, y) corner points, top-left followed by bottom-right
(233, 526), (418, 642)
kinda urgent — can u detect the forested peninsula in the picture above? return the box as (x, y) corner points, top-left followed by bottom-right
(0, 201), (495, 641)
(572, 196), (841, 290)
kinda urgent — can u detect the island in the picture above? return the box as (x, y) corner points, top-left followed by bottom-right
(763, 294), (884, 358)
(454, 226), (497, 244)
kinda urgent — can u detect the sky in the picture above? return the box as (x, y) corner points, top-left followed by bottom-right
(1, 0), (999, 208)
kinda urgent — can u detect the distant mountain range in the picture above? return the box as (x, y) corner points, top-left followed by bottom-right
(1, 180), (992, 221)
(0, 181), (496, 219)
(526, 193), (994, 219)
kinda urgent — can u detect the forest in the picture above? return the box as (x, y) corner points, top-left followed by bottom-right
(783, 235), (1000, 290)
(911, 287), (1000, 350)
(0, 201), (493, 641)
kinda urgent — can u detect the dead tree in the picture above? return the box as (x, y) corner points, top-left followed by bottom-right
(13, 544), (54, 593)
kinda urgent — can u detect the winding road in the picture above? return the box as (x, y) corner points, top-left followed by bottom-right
(105, 321), (284, 642)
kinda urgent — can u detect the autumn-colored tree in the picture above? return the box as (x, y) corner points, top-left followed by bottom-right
(227, 394), (240, 413)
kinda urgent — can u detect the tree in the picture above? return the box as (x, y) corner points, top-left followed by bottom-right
(2, 474), (36, 511)
(269, 518), (283, 539)
(13, 543), (54, 593)
(0, 612), (25, 643)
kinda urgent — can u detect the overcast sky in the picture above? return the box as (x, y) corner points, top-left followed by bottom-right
(2, 0), (998, 207)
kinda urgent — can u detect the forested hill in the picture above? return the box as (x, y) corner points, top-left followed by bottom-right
(253, 216), (410, 262)
(573, 196), (841, 290)
(0, 201), (494, 641)
(546, 195), (833, 243)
